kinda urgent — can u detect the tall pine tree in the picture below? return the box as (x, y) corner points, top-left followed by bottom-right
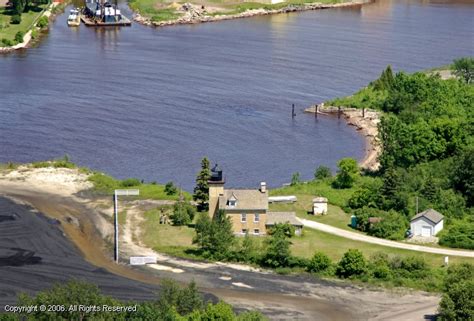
(193, 157), (211, 211)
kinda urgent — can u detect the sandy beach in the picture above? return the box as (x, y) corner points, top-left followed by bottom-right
(305, 104), (381, 171)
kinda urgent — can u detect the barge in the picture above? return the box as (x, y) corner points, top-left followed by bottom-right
(82, 0), (131, 26)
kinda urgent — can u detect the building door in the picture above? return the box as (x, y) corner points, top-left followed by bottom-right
(421, 226), (432, 237)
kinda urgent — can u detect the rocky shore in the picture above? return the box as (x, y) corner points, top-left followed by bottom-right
(305, 104), (381, 171)
(134, 0), (371, 28)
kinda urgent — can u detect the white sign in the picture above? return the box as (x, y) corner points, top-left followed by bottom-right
(130, 256), (157, 265)
(115, 189), (140, 196)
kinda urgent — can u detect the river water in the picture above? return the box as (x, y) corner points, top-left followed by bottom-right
(0, 0), (472, 190)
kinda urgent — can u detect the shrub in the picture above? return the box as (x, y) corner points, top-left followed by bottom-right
(336, 249), (367, 278)
(290, 172), (301, 186)
(332, 158), (359, 189)
(369, 252), (392, 280)
(120, 178), (141, 187)
(262, 227), (291, 268)
(10, 15), (22, 25)
(1, 38), (15, 46)
(170, 200), (195, 226)
(314, 166), (332, 180)
(307, 252), (332, 273)
(164, 181), (178, 195)
(438, 263), (474, 321)
(14, 31), (24, 43)
(439, 221), (474, 250)
(37, 16), (49, 28)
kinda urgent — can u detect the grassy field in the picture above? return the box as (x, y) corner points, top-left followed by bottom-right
(0, 4), (47, 46)
(140, 208), (198, 258)
(291, 228), (473, 267)
(130, 0), (349, 21)
(87, 172), (191, 201)
(138, 207), (474, 268)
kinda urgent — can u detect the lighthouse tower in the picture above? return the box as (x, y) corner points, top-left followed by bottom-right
(208, 164), (225, 218)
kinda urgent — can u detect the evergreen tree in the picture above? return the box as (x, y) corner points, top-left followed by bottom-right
(193, 157), (211, 211)
(262, 227), (291, 268)
(193, 210), (234, 260)
(332, 158), (359, 189)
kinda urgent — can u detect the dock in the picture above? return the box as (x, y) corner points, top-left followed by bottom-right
(81, 15), (131, 27)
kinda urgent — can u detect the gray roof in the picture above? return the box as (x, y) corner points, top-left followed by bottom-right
(218, 189), (268, 211)
(266, 212), (303, 227)
(411, 208), (444, 224)
(313, 197), (328, 203)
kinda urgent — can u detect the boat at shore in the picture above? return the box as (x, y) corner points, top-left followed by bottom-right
(67, 8), (81, 27)
(82, 0), (131, 26)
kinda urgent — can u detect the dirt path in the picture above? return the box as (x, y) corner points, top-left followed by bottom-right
(301, 219), (474, 258)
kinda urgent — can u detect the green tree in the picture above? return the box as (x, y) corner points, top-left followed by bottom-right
(453, 57), (474, 84)
(165, 181), (178, 195)
(372, 65), (395, 91)
(307, 252), (332, 273)
(336, 249), (367, 278)
(17, 280), (125, 320)
(170, 199), (196, 226)
(290, 172), (301, 186)
(332, 158), (359, 189)
(193, 210), (234, 260)
(314, 165), (332, 180)
(438, 263), (474, 321)
(262, 226), (291, 268)
(193, 157), (211, 211)
(267, 223), (295, 238)
(452, 148), (474, 206)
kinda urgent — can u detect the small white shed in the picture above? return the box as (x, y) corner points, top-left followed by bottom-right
(312, 197), (328, 215)
(410, 209), (444, 237)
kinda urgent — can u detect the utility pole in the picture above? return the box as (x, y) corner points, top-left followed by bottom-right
(114, 189), (140, 263)
(416, 196), (419, 214)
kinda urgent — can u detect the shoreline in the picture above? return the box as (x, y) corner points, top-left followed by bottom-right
(0, 1), (61, 53)
(305, 104), (381, 171)
(134, 0), (372, 28)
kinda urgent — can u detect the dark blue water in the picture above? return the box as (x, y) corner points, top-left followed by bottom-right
(0, 0), (473, 190)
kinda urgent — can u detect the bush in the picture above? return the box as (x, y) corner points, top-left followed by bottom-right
(170, 200), (195, 226)
(332, 158), (359, 189)
(290, 172), (301, 186)
(10, 14), (22, 25)
(120, 178), (141, 187)
(336, 249), (367, 278)
(37, 16), (49, 28)
(1, 38), (15, 46)
(314, 166), (332, 180)
(14, 31), (24, 43)
(262, 227), (291, 268)
(439, 222), (474, 250)
(307, 252), (332, 273)
(438, 263), (474, 321)
(369, 253), (392, 280)
(164, 181), (178, 195)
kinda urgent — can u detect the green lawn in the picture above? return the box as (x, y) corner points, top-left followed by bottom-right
(0, 4), (47, 46)
(140, 208), (198, 258)
(291, 228), (474, 268)
(87, 172), (190, 201)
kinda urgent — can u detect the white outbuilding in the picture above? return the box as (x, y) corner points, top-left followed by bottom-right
(312, 197), (328, 215)
(410, 209), (444, 237)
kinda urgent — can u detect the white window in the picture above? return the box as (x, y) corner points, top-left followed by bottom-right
(229, 200), (236, 207)
(241, 213), (246, 222)
(253, 229), (260, 235)
(254, 213), (260, 222)
(242, 229), (247, 234)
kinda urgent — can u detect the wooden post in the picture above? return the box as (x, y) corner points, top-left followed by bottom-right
(315, 105), (318, 118)
(338, 106), (341, 119)
(292, 104), (295, 118)
(362, 107), (365, 118)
